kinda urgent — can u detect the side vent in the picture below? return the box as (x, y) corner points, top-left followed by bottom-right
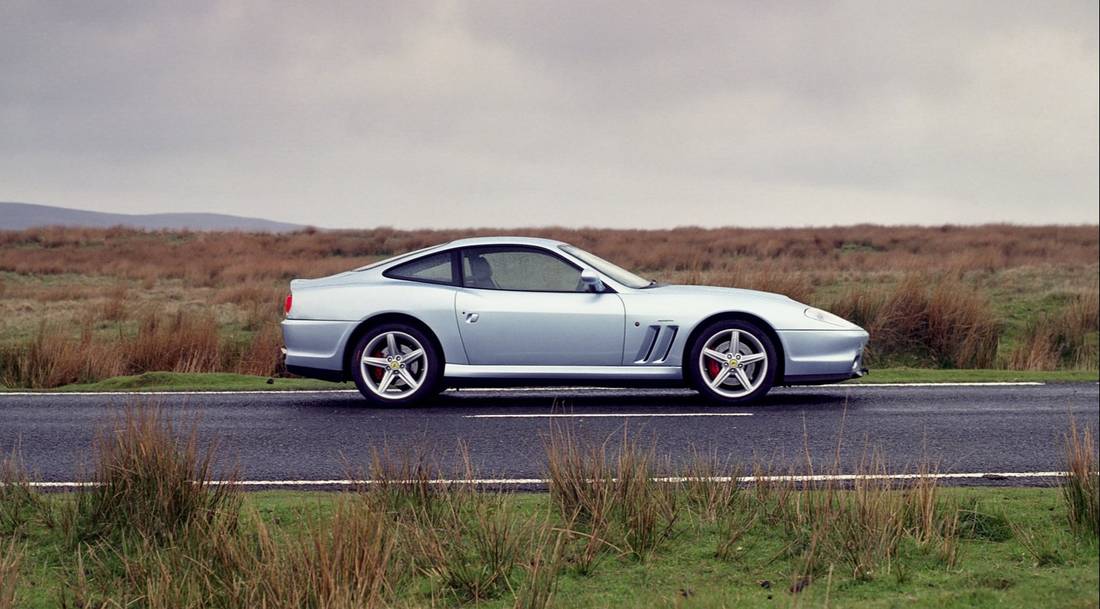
(634, 324), (679, 364)
(654, 326), (678, 363)
(634, 325), (660, 363)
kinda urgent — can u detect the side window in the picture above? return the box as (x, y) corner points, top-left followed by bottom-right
(462, 247), (583, 292)
(385, 251), (457, 285)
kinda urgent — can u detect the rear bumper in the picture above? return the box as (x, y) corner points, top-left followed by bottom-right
(286, 364), (347, 382)
(778, 329), (869, 385)
(281, 319), (358, 377)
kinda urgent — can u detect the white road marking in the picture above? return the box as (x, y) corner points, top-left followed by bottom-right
(0, 381), (1054, 397)
(0, 390), (360, 396)
(16, 471), (1067, 488)
(836, 382), (1045, 387)
(465, 412), (753, 419)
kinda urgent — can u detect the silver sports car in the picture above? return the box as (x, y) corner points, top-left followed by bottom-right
(281, 236), (868, 405)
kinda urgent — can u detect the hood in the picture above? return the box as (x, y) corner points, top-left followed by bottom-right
(650, 284), (798, 304)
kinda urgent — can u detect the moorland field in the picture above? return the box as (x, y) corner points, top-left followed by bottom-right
(0, 224), (1097, 388)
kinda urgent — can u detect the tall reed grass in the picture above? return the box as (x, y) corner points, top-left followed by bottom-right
(0, 538), (19, 609)
(1009, 290), (1100, 370)
(1062, 419), (1099, 538)
(68, 405), (240, 544)
(545, 427), (678, 563)
(827, 275), (1001, 368)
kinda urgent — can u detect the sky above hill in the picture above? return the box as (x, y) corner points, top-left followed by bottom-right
(2, 1), (1097, 229)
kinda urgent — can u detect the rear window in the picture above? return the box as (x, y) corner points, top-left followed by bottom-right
(384, 251), (458, 285)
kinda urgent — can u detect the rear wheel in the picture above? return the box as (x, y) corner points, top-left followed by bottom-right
(688, 320), (777, 404)
(351, 323), (441, 406)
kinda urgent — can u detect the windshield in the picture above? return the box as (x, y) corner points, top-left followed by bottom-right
(559, 245), (652, 289)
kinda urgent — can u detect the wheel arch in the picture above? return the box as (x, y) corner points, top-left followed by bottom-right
(341, 312), (446, 379)
(682, 312), (786, 382)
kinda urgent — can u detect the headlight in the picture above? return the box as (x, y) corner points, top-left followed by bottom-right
(804, 307), (851, 328)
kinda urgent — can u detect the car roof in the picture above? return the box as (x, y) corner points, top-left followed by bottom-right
(440, 236), (570, 249)
(354, 236), (573, 273)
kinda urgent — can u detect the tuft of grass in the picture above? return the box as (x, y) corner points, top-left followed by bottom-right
(545, 426), (679, 563)
(512, 526), (566, 609)
(408, 494), (533, 603)
(1062, 419), (1100, 538)
(956, 501), (1014, 543)
(0, 538), (19, 609)
(1009, 521), (1069, 568)
(68, 404), (240, 544)
(1008, 289), (1100, 370)
(0, 450), (41, 537)
(681, 448), (743, 525)
(257, 497), (405, 608)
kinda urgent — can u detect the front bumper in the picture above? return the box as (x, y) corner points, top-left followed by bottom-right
(778, 329), (869, 385)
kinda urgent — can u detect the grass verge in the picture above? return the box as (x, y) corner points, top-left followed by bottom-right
(0, 371), (343, 392)
(844, 367), (1099, 384)
(3, 488), (1097, 609)
(1, 368), (1094, 393)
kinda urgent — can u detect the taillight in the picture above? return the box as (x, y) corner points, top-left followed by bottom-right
(284, 293), (293, 315)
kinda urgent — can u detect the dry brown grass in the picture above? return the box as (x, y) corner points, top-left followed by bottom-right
(0, 224), (1096, 387)
(1, 224), (1095, 285)
(67, 405), (240, 545)
(827, 275), (1002, 367)
(0, 311), (244, 388)
(1009, 289), (1100, 370)
(0, 538), (19, 609)
(1062, 419), (1099, 538)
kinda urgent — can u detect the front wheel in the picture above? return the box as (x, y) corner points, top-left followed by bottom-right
(687, 320), (777, 404)
(351, 323), (441, 406)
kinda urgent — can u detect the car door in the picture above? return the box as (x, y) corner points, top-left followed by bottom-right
(454, 246), (625, 366)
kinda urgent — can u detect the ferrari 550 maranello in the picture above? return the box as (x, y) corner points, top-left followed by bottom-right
(281, 237), (869, 405)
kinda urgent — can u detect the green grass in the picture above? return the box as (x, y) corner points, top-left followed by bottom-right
(846, 367), (1099, 384)
(2, 368), (1095, 393)
(0, 371), (345, 392)
(5, 488), (1098, 609)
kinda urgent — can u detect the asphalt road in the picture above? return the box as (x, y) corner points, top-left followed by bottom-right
(1, 382), (1097, 487)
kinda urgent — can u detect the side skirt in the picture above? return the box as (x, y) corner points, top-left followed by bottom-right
(443, 364), (684, 388)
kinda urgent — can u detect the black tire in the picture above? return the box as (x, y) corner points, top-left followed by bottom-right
(687, 319), (778, 405)
(350, 323), (442, 407)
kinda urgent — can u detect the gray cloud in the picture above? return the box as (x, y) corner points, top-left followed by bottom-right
(1, 0), (1096, 228)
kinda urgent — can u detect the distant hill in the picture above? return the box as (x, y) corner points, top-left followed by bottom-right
(0, 202), (304, 232)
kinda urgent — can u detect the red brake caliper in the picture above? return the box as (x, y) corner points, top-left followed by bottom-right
(370, 348), (385, 382)
(706, 359), (721, 380)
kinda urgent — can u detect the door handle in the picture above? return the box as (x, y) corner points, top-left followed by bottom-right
(464, 312), (479, 323)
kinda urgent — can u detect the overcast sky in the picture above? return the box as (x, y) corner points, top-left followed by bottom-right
(2, 1), (1097, 228)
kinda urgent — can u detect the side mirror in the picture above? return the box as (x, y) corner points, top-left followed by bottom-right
(580, 269), (605, 293)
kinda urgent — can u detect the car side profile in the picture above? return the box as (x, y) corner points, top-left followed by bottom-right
(281, 236), (869, 405)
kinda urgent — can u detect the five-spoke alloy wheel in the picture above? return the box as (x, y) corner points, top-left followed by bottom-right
(688, 319), (777, 404)
(351, 323), (441, 406)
